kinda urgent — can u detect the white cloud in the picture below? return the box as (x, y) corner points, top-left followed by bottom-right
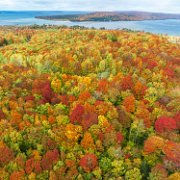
(0, 0), (179, 13)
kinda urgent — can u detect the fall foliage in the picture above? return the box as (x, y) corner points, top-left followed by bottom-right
(0, 27), (179, 179)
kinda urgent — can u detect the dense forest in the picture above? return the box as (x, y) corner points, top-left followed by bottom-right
(36, 11), (180, 21)
(0, 27), (179, 179)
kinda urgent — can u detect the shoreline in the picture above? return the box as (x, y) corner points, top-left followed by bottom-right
(0, 19), (179, 36)
(35, 11), (180, 22)
(0, 25), (180, 38)
(35, 17), (180, 22)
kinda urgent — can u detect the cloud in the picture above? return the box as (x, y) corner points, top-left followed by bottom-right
(0, 0), (179, 13)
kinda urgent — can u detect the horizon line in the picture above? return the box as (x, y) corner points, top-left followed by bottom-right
(0, 10), (179, 14)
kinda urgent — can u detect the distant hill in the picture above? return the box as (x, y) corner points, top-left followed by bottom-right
(36, 11), (180, 21)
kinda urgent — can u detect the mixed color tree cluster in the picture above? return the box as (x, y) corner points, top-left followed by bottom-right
(0, 27), (179, 180)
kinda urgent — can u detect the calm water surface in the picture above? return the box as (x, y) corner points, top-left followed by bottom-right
(0, 11), (180, 36)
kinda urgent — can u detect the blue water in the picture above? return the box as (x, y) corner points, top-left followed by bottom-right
(0, 11), (180, 36)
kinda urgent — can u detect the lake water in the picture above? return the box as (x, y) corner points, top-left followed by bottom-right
(0, 11), (180, 36)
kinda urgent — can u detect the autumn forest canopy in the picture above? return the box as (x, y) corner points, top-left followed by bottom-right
(0, 27), (179, 179)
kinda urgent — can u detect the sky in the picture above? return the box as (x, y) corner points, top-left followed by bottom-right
(0, 0), (179, 13)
